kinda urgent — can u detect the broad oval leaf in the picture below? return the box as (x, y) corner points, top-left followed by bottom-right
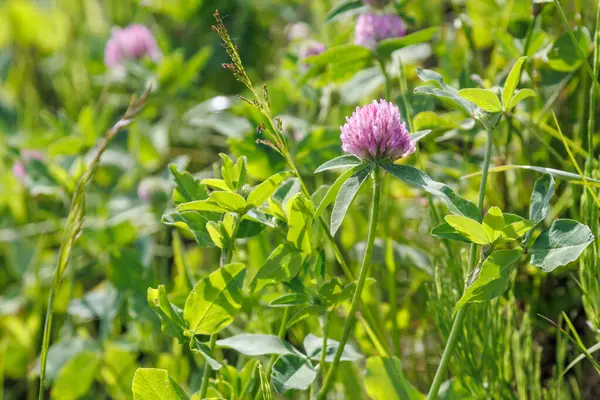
(445, 215), (489, 245)
(548, 27), (592, 72)
(216, 334), (302, 357)
(147, 285), (186, 342)
(251, 243), (306, 292)
(365, 357), (425, 400)
(454, 248), (523, 313)
(524, 173), (555, 244)
(502, 56), (527, 108)
(132, 368), (189, 400)
(303, 334), (362, 362)
(209, 191), (247, 213)
(502, 219), (536, 241)
(331, 163), (375, 235)
(190, 338), (223, 370)
(314, 155), (362, 173)
(271, 355), (317, 394)
(184, 263), (246, 335)
(381, 163), (481, 221)
(529, 219), (594, 272)
(457, 88), (502, 112)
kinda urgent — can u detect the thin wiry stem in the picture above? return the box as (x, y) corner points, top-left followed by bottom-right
(37, 84), (152, 400)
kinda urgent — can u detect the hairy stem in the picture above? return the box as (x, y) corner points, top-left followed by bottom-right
(317, 168), (382, 400)
(426, 128), (494, 400)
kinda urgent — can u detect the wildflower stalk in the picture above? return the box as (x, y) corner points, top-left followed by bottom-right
(199, 213), (241, 399)
(37, 85), (151, 400)
(317, 167), (382, 400)
(426, 127), (494, 400)
(212, 10), (391, 357)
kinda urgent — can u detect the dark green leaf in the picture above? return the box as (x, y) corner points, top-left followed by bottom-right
(216, 334), (302, 357)
(314, 155), (362, 173)
(331, 163), (375, 235)
(325, 0), (363, 21)
(529, 219), (594, 272)
(548, 27), (592, 72)
(147, 285), (186, 342)
(271, 355), (317, 394)
(190, 338), (223, 370)
(251, 243), (306, 292)
(381, 163), (480, 221)
(169, 164), (208, 205)
(269, 293), (312, 307)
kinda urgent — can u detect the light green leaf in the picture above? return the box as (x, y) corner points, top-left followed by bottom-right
(376, 27), (440, 58)
(365, 357), (425, 400)
(381, 163), (481, 221)
(132, 368), (189, 400)
(206, 221), (226, 249)
(304, 44), (372, 67)
(430, 222), (470, 243)
(444, 215), (489, 245)
(147, 285), (186, 342)
(251, 243), (306, 292)
(314, 155), (362, 173)
(502, 56), (527, 108)
(247, 171), (294, 207)
(176, 200), (228, 214)
(162, 211), (219, 248)
(529, 174), (555, 223)
(271, 355), (317, 394)
(303, 334), (362, 362)
(209, 191), (247, 213)
(502, 219), (536, 241)
(201, 178), (232, 191)
(331, 163), (375, 235)
(454, 248), (523, 312)
(184, 263), (246, 335)
(258, 363), (272, 400)
(216, 334), (301, 357)
(287, 194), (315, 253)
(457, 88), (502, 112)
(482, 206), (504, 243)
(314, 167), (358, 220)
(529, 219), (594, 272)
(508, 88), (536, 109)
(48, 136), (84, 157)
(51, 351), (100, 400)
(169, 164), (209, 205)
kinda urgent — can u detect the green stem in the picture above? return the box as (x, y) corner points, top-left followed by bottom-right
(426, 128), (494, 400)
(378, 58), (392, 100)
(317, 168), (382, 400)
(198, 213), (241, 399)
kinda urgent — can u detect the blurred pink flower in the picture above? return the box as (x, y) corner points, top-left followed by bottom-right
(355, 14), (406, 49)
(299, 41), (325, 60)
(104, 24), (161, 69)
(340, 99), (415, 161)
(12, 162), (26, 180)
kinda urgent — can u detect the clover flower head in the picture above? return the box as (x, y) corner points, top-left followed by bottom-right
(104, 24), (161, 69)
(340, 100), (415, 161)
(355, 13), (407, 49)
